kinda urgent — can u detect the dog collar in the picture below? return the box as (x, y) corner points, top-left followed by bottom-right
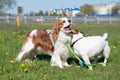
(71, 37), (83, 47)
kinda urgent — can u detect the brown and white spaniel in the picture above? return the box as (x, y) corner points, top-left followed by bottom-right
(16, 17), (73, 68)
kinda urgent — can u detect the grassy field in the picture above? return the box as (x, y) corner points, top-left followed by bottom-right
(0, 23), (120, 80)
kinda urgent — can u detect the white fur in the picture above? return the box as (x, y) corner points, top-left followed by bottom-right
(51, 18), (72, 68)
(72, 32), (110, 70)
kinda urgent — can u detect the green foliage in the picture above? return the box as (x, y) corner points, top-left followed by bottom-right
(29, 11), (35, 16)
(80, 4), (95, 15)
(51, 12), (59, 16)
(0, 0), (16, 14)
(38, 10), (44, 16)
(0, 23), (120, 80)
(112, 3), (120, 15)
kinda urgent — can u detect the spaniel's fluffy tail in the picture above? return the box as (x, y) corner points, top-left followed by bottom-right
(103, 33), (108, 40)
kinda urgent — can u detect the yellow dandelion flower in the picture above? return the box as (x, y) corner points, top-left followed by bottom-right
(0, 70), (2, 75)
(9, 60), (15, 64)
(41, 75), (47, 80)
(42, 77), (47, 80)
(20, 63), (25, 67)
(112, 46), (116, 49)
(5, 52), (9, 55)
(12, 32), (17, 35)
(118, 41), (120, 44)
(0, 68), (2, 75)
(24, 68), (28, 73)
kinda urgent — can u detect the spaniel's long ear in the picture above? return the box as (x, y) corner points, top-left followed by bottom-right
(52, 20), (62, 42)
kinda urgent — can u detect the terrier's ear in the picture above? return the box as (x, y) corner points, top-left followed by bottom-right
(78, 29), (84, 33)
(70, 29), (84, 34)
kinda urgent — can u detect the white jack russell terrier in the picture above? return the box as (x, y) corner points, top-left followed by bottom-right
(71, 30), (110, 70)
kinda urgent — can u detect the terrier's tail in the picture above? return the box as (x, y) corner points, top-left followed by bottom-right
(103, 33), (108, 40)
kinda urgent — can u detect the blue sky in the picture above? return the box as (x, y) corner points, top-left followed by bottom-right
(7, 0), (120, 14)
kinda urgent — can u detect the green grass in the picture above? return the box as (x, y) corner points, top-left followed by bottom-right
(0, 23), (120, 80)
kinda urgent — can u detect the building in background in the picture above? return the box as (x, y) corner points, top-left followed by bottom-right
(50, 7), (80, 17)
(52, 9), (63, 16)
(93, 2), (120, 16)
(71, 7), (80, 17)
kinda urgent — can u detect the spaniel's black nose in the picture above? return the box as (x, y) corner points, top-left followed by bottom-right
(68, 20), (71, 23)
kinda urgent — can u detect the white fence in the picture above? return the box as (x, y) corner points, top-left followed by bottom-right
(0, 16), (120, 24)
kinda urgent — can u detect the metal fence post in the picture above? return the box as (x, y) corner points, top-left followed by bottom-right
(6, 16), (9, 24)
(71, 17), (72, 24)
(40, 16), (43, 24)
(97, 17), (100, 24)
(84, 16), (87, 24)
(109, 17), (112, 24)
(24, 16), (27, 24)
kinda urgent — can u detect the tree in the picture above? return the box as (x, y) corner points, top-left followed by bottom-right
(80, 4), (95, 15)
(38, 10), (44, 16)
(52, 12), (58, 16)
(0, 0), (16, 12)
(112, 3), (120, 15)
(29, 11), (35, 16)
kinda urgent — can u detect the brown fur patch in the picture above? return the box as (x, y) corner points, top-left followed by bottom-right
(32, 29), (54, 52)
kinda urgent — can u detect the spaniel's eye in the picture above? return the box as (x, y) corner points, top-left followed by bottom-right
(63, 20), (66, 23)
(59, 23), (63, 25)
